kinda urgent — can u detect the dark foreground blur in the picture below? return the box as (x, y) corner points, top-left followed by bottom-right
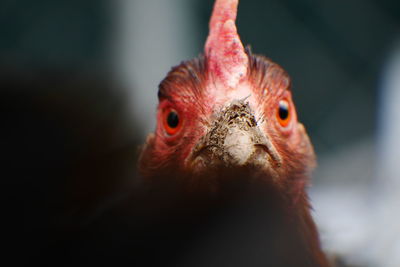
(1, 70), (140, 266)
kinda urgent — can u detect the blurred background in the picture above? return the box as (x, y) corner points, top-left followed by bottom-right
(1, 0), (399, 266)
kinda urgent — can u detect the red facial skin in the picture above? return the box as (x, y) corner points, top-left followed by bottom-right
(139, 52), (315, 196)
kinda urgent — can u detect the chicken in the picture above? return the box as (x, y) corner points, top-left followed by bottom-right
(2, 1), (330, 267)
(137, 0), (330, 266)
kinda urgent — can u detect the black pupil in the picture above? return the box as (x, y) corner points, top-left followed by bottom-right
(167, 111), (179, 128)
(279, 102), (289, 120)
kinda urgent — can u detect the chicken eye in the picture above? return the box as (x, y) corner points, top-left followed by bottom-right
(163, 108), (182, 135)
(277, 99), (291, 127)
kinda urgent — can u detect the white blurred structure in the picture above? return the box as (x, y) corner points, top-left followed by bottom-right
(114, 0), (198, 137)
(312, 43), (400, 266)
(311, 139), (375, 265)
(373, 42), (400, 267)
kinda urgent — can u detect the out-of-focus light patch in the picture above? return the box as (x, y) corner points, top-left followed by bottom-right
(373, 40), (400, 267)
(311, 41), (400, 267)
(112, 0), (197, 138)
(310, 139), (375, 266)
(378, 41), (400, 188)
(312, 187), (373, 263)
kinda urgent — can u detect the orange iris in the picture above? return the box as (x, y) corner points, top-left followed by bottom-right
(277, 99), (291, 127)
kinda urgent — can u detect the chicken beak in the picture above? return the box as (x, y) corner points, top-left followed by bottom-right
(190, 100), (282, 171)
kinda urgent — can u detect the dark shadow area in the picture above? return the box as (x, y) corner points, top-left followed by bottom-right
(1, 68), (139, 266)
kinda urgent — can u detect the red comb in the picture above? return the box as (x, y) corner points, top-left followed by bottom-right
(205, 0), (248, 88)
